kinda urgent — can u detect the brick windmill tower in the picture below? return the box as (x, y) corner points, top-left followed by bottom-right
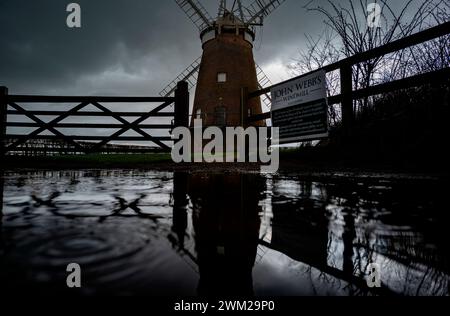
(161, 0), (285, 127)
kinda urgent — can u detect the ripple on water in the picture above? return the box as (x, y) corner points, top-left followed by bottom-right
(7, 217), (151, 263)
(1, 171), (448, 296)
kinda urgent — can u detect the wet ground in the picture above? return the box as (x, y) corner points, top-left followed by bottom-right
(0, 170), (448, 296)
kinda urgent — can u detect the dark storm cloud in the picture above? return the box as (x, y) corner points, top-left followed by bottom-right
(0, 0), (431, 95)
(0, 0), (202, 94)
(0, 0), (317, 95)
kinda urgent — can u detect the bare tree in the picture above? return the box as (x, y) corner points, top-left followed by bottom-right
(288, 29), (341, 125)
(290, 0), (448, 119)
(399, 2), (450, 76)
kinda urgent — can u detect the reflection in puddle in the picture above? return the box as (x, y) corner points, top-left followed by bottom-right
(0, 170), (448, 296)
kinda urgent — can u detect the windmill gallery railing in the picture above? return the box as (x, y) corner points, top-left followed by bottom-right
(0, 82), (189, 157)
(246, 21), (450, 131)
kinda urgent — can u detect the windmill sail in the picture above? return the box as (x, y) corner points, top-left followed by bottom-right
(175, 0), (213, 32)
(235, 0), (246, 22)
(256, 63), (272, 112)
(218, 0), (227, 17)
(245, 0), (286, 25)
(219, 0), (245, 20)
(159, 57), (201, 97)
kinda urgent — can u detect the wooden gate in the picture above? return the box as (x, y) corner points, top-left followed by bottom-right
(0, 82), (189, 156)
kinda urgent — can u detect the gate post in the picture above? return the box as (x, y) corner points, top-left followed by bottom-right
(0, 87), (8, 159)
(340, 64), (354, 138)
(174, 81), (189, 128)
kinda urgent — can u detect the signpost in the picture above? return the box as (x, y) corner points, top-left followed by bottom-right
(270, 70), (328, 144)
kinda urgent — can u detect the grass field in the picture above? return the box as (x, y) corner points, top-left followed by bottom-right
(4, 153), (173, 168)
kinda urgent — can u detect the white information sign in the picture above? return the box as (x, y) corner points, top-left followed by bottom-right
(270, 70), (329, 143)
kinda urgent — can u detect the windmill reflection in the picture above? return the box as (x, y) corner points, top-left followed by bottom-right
(1, 170), (448, 295)
(172, 172), (264, 296)
(171, 173), (449, 296)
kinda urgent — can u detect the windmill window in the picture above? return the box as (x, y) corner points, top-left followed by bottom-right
(196, 109), (202, 119)
(214, 106), (227, 126)
(217, 73), (227, 83)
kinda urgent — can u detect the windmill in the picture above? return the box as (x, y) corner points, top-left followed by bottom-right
(160, 0), (286, 127)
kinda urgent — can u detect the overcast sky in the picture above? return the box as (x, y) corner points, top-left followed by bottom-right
(1, 0), (435, 96)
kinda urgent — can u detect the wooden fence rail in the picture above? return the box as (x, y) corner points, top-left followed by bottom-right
(0, 81), (189, 156)
(247, 21), (450, 128)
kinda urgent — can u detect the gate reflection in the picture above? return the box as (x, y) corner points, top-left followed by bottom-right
(0, 170), (448, 296)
